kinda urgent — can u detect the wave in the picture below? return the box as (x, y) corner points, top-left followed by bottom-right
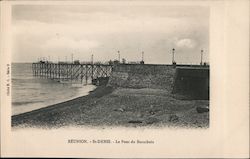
(12, 76), (37, 80)
(12, 101), (43, 106)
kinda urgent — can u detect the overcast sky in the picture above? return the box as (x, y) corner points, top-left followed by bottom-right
(12, 5), (209, 64)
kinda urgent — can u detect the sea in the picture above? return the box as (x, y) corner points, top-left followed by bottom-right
(11, 63), (96, 116)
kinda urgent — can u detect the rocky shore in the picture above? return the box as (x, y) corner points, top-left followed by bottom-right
(12, 86), (209, 129)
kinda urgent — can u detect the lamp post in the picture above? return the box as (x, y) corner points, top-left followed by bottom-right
(140, 51), (145, 64)
(172, 48), (175, 64)
(118, 51), (120, 62)
(200, 49), (204, 65)
(142, 51), (144, 61)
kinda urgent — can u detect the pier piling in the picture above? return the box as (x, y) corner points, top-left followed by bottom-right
(32, 62), (113, 84)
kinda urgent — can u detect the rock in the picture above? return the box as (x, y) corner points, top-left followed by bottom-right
(149, 110), (155, 115)
(196, 106), (209, 113)
(193, 120), (198, 124)
(169, 114), (179, 122)
(113, 108), (125, 112)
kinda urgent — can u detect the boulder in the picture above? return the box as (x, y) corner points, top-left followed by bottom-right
(169, 114), (179, 122)
(196, 106), (209, 113)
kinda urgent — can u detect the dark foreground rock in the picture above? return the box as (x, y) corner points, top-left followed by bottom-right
(196, 106), (209, 113)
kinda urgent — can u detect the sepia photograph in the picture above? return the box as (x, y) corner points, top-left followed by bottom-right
(10, 4), (210, 129)
(1, 0), (249, 158)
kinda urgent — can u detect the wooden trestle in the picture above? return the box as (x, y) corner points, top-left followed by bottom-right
(32, 62), (113, 84)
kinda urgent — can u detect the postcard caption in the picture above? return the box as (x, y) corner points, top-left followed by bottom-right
(68, 139), (155, 144)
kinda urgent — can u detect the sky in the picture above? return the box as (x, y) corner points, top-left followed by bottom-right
(12, 5), (209, 64)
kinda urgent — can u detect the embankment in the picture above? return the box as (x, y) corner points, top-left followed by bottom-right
(108, 64), (175, 90)
(108, 64), (209, 99)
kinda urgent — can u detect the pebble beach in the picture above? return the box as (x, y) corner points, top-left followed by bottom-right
(12, 85), (209, 129)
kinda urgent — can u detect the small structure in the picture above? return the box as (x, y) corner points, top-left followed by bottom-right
(74, 60), (80, 64)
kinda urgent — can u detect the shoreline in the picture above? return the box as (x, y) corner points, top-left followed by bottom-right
(12, 84), (97, 116)
(12, 85), (114, 128)
(12, 85), (209, 129)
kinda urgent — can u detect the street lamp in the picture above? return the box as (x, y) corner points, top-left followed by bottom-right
(142, 51), (144, 61)
(117, 51), (120, 62)
(172, 48), (175, 64)
(200, 49), (204, 65)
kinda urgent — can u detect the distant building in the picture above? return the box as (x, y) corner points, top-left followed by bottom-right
(74, 60), (80, 64)
(113, 60), (120, 65)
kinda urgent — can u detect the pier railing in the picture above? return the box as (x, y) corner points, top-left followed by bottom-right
(32, 62), (113, 83)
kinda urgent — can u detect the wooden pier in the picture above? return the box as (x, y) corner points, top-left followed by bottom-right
(32, 62), (113, 84)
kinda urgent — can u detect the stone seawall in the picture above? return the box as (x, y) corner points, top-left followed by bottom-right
(172, 67), (209, 99)
(108, 64), (176, 90)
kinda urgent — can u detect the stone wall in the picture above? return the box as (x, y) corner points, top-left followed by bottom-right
(172, 67), (209, 99)
(108, 64), (176, 90)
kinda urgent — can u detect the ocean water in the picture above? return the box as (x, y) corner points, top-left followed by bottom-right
(11, 63), (96, 115)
